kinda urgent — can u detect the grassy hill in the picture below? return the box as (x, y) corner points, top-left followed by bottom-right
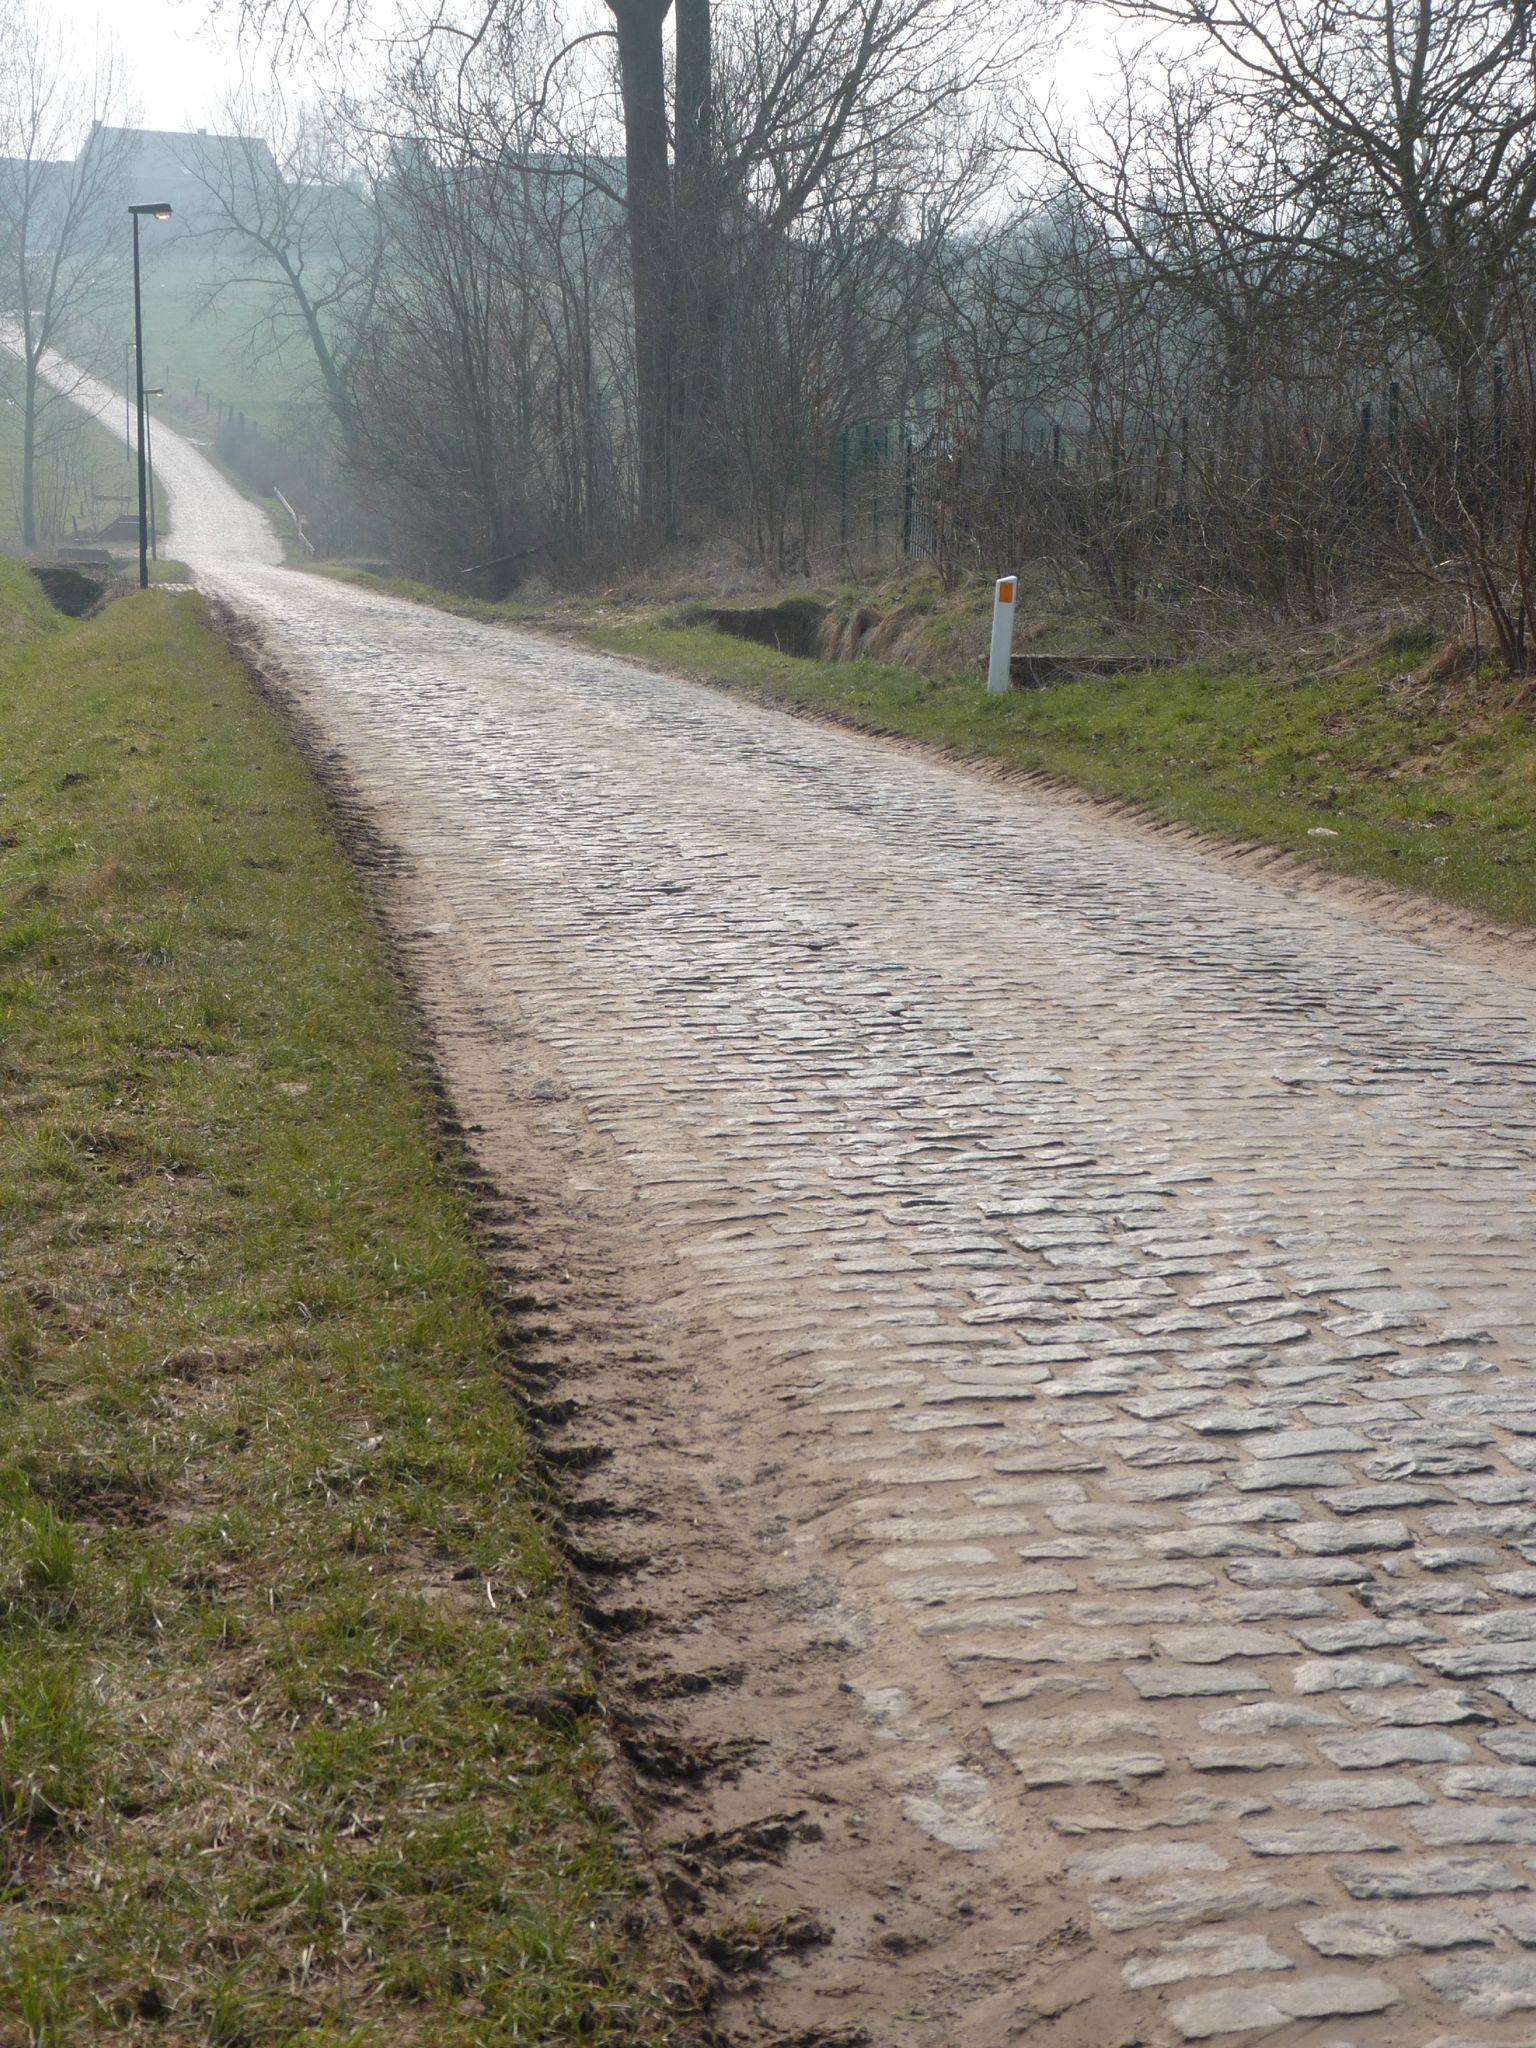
(134, 235), (321, 438)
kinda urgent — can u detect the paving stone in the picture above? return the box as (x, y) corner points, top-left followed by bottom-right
(1296, 1620), (1443, 1654)
(1185, 1409), (1279, 1436)
(1121, 1931), (1293, 1989)
(1413, 1805), (1536, 1847)
(1233, 1458), (1355, 1491)
(992, 1709), (1160, 1746)
(1492, 1900), (1536, 1945)
(1298, 1907), (1492, 1958)
(1346, 1690), (1496, 1728)
(1290, 1517), (1415, 1555)
(1151, 1626), (1293, 1662)
(1423, 1956), (1536, 2019)
(1361, 1582), (1494, 1617)
(1010, 1751), (1167, 1787)
(1201, 1700), (1343, 1733)
(1424, 1645), (1536, 1680)
(1337, 1856), (1529, 1899)
(1319, 1730), (1473, 1769)
(1228, 1557), (1371, 1587)
(1458, 1611), (1536, 1641)
(1418, 1546), (1504, 1572)
(1444, 1768), (1536, 1800)
(1488, 1732), (1536, 1764)
(1147, 1528), (1286, 1559)
(1224, 1588), (1337, 1621)
(1295, 1657), (1426, 1693)
(1091, 1876), (1313, 1934)
(1168, 1972), (1398, 2038)
(1278, 1776), (1431, 1810)
(1253, 1428), (1374, 1460)
(1189, 1743), (1310, 1772)
(1238, 1818), (1403, 1856)
(1091, 1561), (1217, 1591)
(1181, 1494), (1302, 1525)
(1052, 1791), (1270, 1835)
(1328, 1483), (1454, 1514)
(1128, 1664), (1273, 1699)
(1064, 1839), (1229, 1883)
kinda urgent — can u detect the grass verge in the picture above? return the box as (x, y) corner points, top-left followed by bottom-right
(0, 565), (687, 2045)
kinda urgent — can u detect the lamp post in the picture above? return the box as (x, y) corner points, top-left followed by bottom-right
(143, 389), (164, 563)
(129, 201), (172, 590)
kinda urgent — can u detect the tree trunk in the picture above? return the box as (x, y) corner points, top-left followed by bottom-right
(609, 0), (675, 532)
(21, 352), (37, 550)
(673, 0), (722, 510)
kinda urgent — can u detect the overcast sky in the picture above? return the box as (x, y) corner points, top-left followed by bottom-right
(41, 0), (1120, 138)
(50, 0), (240, 128)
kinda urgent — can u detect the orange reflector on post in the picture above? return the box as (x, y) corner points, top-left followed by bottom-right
(998, 579), (1015, 603)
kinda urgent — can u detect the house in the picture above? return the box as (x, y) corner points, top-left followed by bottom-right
(77, 124), (283, 234)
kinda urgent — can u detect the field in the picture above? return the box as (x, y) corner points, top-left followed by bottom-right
(0, 563), (688, 2045)
(134, 236), (319, 437)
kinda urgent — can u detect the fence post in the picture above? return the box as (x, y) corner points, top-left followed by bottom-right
(987, 574), (1017, 694)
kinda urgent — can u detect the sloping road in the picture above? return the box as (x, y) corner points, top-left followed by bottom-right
(61, 370), (1536, 2042)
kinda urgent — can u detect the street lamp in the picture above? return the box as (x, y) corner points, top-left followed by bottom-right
(129, 201), (172, 590)
(143, 389), (164, 563)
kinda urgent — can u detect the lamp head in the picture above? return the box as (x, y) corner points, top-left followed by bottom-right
(129, 202), (174, 220)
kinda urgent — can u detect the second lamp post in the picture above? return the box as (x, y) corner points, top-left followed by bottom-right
(129, 200), (172, 590)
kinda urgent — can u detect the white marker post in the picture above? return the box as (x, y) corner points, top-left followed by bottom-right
(987, 574), (1018, 694)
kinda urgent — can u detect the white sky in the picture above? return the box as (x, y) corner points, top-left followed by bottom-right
(50, 0), (247, 129)
(40, 0), (1123, 140)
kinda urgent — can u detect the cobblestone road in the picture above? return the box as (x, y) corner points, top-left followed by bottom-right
(111, 381), (1536, 2041)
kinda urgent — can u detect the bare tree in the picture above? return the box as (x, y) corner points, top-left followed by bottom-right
(177, 95), (385, 438)
(0, 6), (128, 548)
(344, 32), (630, 585)
(1082, 0), (1536, 383)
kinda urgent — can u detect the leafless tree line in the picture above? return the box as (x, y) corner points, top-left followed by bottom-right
(191, 0), (1017, 587)
(0, 1), (127, 549)
(30, 0), (1528, 661)
(915, 0), (1536, 649)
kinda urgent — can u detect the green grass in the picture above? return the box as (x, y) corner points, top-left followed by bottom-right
(0, 587), (688, 2044)
(135, 244), (317, 436)
(0, 558), (64, 640)
(577, 616), (1536, 930)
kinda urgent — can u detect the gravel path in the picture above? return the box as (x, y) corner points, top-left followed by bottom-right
(69, 370), (1536, 2043)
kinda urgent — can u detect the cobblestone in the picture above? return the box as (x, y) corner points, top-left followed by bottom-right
(125, 386), (1536, 2047)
